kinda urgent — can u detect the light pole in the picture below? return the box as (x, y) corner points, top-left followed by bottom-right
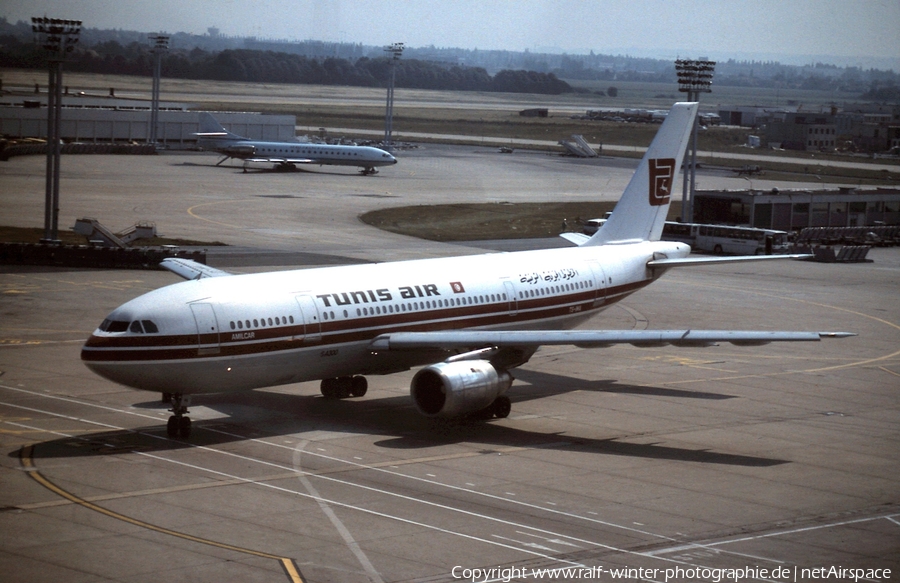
(32, 17), (81, 244)
(383, 42), (404, 150)
(148, 34), (169, 145)
(675, 58), (715, 223)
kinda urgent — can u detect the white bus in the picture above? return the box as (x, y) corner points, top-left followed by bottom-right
(662, 222), (789, 254)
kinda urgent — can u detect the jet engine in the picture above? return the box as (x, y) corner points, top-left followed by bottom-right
(410, 360), (513, 418)
(221, 144), (257, 157)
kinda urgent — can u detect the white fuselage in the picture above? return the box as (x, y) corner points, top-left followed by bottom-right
(202, 137), (397, 169)
(81, 241), (690, 395)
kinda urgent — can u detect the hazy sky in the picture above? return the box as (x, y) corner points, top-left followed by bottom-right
(5, 0), (899, 67)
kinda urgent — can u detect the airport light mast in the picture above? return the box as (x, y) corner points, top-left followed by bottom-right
(148, 34), (169, 145)
(675, 58), (715, 223)
(32, 16), (81, 244)
(383, 42), (404, 150)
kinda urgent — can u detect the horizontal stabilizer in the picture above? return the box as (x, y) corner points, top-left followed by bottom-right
(560, 232), (590, 246)
(160, 258), (233, 280)
(648, 254), (813, 269)
(370, 330), (854, 351)
(196, 112), (247, 141)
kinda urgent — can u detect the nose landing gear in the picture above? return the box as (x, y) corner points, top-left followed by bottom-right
(165, 393), (192, 439)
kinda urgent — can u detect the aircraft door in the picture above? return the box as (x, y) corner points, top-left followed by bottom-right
(294, 295), (322, 343)
(502, 280), (518, 316)
(190, 303), (220, 355)
(586, 260), (608, 307)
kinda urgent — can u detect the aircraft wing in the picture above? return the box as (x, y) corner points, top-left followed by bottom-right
(160, 258), (234, 280)
(370, 329), (853, 352)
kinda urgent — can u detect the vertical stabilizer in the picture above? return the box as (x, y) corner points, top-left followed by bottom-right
(585, 102), (698, 245)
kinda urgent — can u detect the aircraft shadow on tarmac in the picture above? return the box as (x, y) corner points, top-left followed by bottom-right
(18, 373), (785, 467)
(176, 160), (376, 176)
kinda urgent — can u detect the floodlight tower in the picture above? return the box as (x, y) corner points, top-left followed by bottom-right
(675, 58), (715, 223)
(32, 17), (81, 244)
(148, 34), (169, 144)
(383, 42), (404, 150)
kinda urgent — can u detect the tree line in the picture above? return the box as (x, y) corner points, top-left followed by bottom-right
(0, 34), (573, 95)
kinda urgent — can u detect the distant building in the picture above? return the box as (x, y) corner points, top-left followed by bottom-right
(717, 106), (780, 127)
(0, 93), (295, 146)
(765, 112), (837, 151)
(694, 188), (900, 230)
(721, 104), (900, 153)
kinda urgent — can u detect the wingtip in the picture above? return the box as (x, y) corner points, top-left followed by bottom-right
(819, 332), (857, 339)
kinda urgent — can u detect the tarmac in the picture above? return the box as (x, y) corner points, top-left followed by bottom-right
(1, 145), (898, 582)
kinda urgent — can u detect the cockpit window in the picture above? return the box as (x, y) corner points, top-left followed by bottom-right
(122, 320), (160, 334)
(100, 319), (130, 332)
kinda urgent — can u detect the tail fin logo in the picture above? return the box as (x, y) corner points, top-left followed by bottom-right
(648, 158), (676, 206)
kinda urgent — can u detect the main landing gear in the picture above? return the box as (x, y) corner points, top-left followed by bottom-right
(320, 376), (368, 400)
(164, 393), (192, 439)
(476, 395), (511, 420)
(359, 167), (379, 176)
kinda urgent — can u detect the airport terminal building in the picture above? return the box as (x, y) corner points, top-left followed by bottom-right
(694, 187), (900, 231)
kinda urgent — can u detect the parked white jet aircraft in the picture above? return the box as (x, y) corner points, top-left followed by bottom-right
(83, 103), (850, 438)
(195, 112), (397, 175)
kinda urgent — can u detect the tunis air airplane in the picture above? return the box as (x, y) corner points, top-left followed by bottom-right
(82, 103), (851, 439)
(195, 112), (397, 174)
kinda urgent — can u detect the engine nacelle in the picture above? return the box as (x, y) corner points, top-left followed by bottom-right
(410, 360), (512, 418)
(222, 144), (257, 157)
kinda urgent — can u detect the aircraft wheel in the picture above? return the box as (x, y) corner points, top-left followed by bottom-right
(491, 396), (512, 419)
(178, 416), (192, 439)
(350, 376), (368, 397)
(474, 407), (494, 420)
(166, 416), (179, 437)
(321, 379), (339, 399)
(337, 377), (354, 399)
